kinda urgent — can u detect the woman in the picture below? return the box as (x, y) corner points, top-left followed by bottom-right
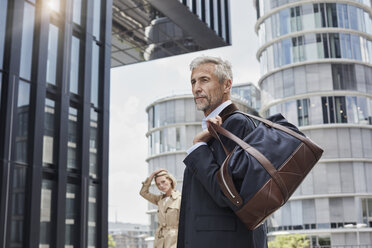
(140, 169), (181, 248)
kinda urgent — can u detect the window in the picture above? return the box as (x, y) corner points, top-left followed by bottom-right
(332, 64), (356, 90)
(90, 109), (98, 178)
(15, 80), (30, 163)
(66, 183), (79, 247)
(88, 185), (97, 248)
(92, 0), (101, 40)
(68, 106), (79, 170)
(46, 24), (59, 85)
(10, 166), (27, 247)
(19, 2), (35, 80)
(72, 0), (82, 25)
(43, 99), (56, 166)
(297, 99), (309, 126)
(322, 96), (347, 124)
(39, 179), (55, 248)
(70, 36), (80, 94)
(362, 198), (372, 226)
(91, 43), (100, 107)
(0, 0), (7, 69)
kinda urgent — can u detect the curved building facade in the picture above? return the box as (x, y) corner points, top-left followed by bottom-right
(145, 93), (257, 237)
(255, 0), (372, 246)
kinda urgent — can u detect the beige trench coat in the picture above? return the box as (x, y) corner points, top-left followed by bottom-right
(140, 177), (181, 248)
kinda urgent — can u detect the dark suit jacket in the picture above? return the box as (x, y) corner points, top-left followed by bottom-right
(177, 104), (268, 248)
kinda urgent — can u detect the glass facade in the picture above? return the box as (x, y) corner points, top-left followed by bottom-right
(265, 95), (372, 127)
(259, 3), (372, 46)
(0, 0), (110, 247)
(261, 63), (372, 103)
(256, 0), (372, 18)
(0, 0), (7, 69)
(260, 33), (372, 74)
(257, 0), (372, 244)
(147, 96), (253, 156)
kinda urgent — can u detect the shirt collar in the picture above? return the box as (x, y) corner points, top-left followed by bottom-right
(201, 100), (232, 130)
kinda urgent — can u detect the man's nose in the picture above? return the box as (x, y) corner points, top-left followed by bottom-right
(193, 81), (202, 93)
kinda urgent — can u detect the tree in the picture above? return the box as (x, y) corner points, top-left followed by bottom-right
(268, 234), (310, 248)
(108, 234), (116, 248)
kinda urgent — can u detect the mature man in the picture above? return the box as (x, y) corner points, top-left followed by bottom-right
(177, 56), (267, 248)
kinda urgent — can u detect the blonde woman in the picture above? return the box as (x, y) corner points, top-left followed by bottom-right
(140, 169), (181, 248)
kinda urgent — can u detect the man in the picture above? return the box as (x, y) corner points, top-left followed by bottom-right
(177, 56), (267, 248)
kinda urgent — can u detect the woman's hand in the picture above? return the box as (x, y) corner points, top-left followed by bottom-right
(150, 168), (167, 179)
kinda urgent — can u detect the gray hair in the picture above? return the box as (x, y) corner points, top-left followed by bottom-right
(189, 56), (233, 84)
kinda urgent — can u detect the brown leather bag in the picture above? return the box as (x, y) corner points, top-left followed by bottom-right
(208, 112), (324, 230)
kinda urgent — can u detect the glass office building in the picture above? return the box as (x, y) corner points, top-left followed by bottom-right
(255, 0), (372, 246)
(0, 0), (111, 247)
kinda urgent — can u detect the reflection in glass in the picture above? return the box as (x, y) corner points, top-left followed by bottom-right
(43, 99), (56, 166)
(88, 185), (97, 248)
(70, 36), (80, 94)
(39, 179), (54, 248)
(72, 0), (82, 25)
(90, 109), (98, 178)
(15, 81), (30, 163)
(332, 64), (356, 90)
(65, 183), (79, 247)
(46, 24), (59, 85)
(262, 32), (370, 73)
(19, 2), (35, 80)
(261, 3), (372, 44)
(297, 99), (309, 126)
(0, 0), (7, 69)
(47, 0), (60, 12)
(10, 166), (27, 247)
(91, 43), (99, 106)
(93, 0), (101, 40)
(68, 107), (78, 170)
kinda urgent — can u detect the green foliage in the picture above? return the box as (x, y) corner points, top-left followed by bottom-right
(108, 234), (116, 248)
(268, 234), (310, 248)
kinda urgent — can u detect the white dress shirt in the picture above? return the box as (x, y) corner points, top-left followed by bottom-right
(186, 100), (232, 155)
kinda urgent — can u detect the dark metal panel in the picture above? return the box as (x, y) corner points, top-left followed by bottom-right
(224, 0), (230, 44)
(78, 0), (94, 246)
(98, 0), (112, 246)
(24, 1), (50, 247)
(217, 0), (222, 37)
(54, 0), (73, 247)
(0, 0), (24, 247)
(147, 0), (227, 48)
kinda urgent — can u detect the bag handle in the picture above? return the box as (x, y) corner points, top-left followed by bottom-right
(209, 122), (289, 203)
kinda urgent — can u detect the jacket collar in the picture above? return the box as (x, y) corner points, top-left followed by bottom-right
(201, 100), (234, 130)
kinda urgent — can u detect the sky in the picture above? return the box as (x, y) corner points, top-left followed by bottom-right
(109, 0), (261, 225)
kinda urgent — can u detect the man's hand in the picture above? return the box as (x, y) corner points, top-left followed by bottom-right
(192, 116), (222, 144)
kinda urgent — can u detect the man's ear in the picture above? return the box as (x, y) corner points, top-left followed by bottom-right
(224, 79), (232, 93)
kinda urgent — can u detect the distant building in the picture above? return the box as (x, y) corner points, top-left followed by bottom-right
(231, 82), (261, 112)
(109, 222), (149, 248)
(255, 0), (372, 246)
